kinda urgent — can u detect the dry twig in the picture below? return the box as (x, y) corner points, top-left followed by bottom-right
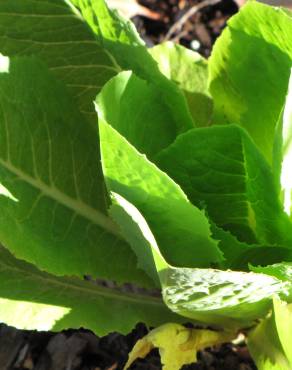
(164, 0), (222, 41)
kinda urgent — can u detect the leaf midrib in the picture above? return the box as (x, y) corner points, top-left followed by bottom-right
(0, 256), (163, 307)
(0, 158), (122, 238)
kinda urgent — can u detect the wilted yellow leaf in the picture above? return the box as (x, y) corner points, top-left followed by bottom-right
(124, 323), (235, 370)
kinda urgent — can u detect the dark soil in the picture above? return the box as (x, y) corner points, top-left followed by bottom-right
(133, 0), (238, 56)
(0, 1), (258, 369)
(0, 323), (256, 370)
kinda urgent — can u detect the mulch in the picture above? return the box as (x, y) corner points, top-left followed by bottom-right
(0, 1), (258, 369)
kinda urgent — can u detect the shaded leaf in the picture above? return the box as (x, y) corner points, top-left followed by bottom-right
(156, 125), (292, 245)
(0, 55), (150, 285)
(0, 0), (120, 125)
(0, 245), (179, 335)
(211, 223), (292, 270)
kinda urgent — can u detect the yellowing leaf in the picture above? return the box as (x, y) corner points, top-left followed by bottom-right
(124, 323), (235, 370)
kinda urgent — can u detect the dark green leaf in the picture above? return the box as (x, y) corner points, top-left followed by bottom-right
(156, 125), (292, 246)
(211, 223), (292, 270)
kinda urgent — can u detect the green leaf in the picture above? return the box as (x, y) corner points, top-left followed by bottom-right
(95, 71), (179, 158)
(108, 191), (289, 330)
(232, 246), (292, 271)
(71, 0), (142, 50)
(248, 299), (292, 370)
(211, 223), (292, 271)
(72, 0), (195, 132)
(161, 266), (288, 330)
(156, 125), (292, 246)
(0, 0), (120, 125)
(0, 55), (151, 286)
(209, 1), (292, 163)
(0, 245), (180, 335)
(99, 119), (223, 268)
(250, 262), (292, 283)
(150, 41), (213, 127)
(274, 69), (292, 217)
(250, 262), (292, 300)
(273, 298), (292, 365)
(109, 192), (168, 287)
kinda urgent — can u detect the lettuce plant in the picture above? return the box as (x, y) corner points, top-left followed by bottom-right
(1, 0), (292, 368)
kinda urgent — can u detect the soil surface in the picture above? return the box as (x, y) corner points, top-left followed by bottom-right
(0, 323), (256, 370)
(0, 1), (258, 369)
(133, 0), (238, 56)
